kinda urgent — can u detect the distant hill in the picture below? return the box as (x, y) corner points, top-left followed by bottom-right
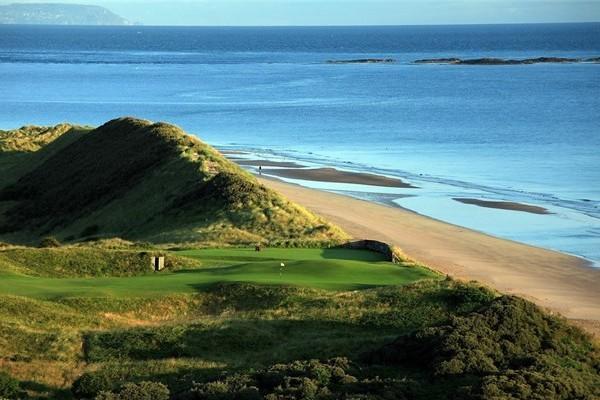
(0, 3), (131, 25)
(0, 117), (347, 246)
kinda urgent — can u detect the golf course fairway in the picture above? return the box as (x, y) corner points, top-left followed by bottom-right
(0, 248), (438, 299)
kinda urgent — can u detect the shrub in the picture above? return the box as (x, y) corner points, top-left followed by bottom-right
(187, 357), (422, 400)
(190, 358), (363, 399)
(39, 236), (61, 248)
(366, 296), (600, 399)
(95, 381), (169, 400)
(72, 370), (118, 399)
(0, 372), (20, 399)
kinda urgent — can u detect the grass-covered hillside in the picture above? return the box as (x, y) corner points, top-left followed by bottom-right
(0, 118), (346, 246)
(0, 245), (597, 399)
(0, 124), (78, 153)
(0, 124), (90, 190)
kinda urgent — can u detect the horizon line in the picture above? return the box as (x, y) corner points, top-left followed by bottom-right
(2, 21), (600, 28)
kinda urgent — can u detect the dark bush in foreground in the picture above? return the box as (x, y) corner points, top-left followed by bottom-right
(95, 381), (169, 400)
(0, 372), (20, 399)
(72, 369), (119, 399)
(367, 295), (600, 399)
(188, 358), (418, 400)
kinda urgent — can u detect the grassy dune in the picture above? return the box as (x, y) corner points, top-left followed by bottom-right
(0, 118), (347, 246)
(0, 125), (90, 191)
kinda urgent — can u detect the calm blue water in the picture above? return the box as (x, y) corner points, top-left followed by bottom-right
(1, 24), (599, 263)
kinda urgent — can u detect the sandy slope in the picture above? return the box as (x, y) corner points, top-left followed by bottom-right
(259, 177), (600, 334)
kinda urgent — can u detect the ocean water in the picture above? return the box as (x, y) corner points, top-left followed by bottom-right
(1, 24), (599, 263)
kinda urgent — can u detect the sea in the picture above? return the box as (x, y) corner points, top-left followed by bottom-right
(1, 24), (599, 264)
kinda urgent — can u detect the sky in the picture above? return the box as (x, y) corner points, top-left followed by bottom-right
(4, 0), (600, 25)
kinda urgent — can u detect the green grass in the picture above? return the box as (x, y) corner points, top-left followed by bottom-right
(0, 248), (437, 299)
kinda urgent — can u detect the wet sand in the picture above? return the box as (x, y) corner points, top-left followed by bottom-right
(235, 159), (307, 168)
(264, 167), (417, 188)
(454, 198), (551, 215)
(259, 176), (600, 336)
(220, 150), (248, 155)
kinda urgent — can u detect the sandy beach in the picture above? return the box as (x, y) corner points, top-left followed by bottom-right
(258, 176), (600, 335)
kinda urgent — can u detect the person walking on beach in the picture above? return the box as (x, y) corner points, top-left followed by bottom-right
(259, 165), (262, 175)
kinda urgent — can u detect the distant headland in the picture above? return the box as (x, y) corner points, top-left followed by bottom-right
(0, 3), (132, 25)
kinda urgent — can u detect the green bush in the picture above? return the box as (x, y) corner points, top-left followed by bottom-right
(95, 381), (169, 400)
(366, 296), (600, 399)
(187, 357), (422, 400)
(72, 370), (119, 399)
(0, 372), (20, 399)
(191, 358), (356, 399)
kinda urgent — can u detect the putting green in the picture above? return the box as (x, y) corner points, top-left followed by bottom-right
(0, 248), (438, 299)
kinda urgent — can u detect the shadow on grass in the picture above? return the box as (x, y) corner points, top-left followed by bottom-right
(171, 263), (251, 275)
(73, 365), (225, 400)
(20, 380), (72, 400)
(193, 282), (304, 311)
(83, 318), (393, 366)
(320, 248), (388, 262)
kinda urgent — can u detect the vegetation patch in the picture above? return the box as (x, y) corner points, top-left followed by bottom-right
(0, 234), (596, 400)
(0, 247), (200, 277)
(95, 381), (170, 400)
(367, 295), (600, 399)
(0, 124), (76, 153)
(0, 371), (20, 399)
